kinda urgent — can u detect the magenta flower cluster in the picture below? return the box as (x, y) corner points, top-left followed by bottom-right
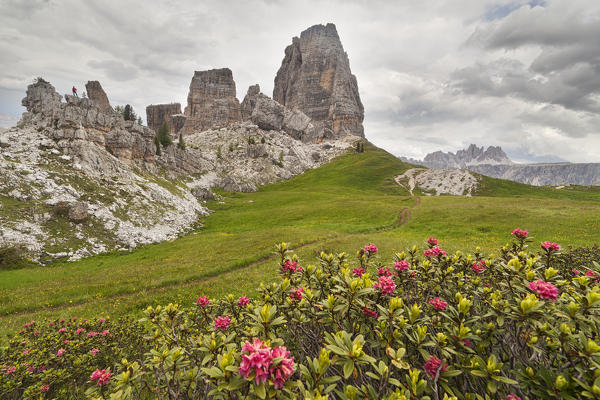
(239, 338), (295, 389)
(196, 296), (210, 307)
(427, 237), (439, 246)
(373, 276), (396, 295)
(90, 369), (112, 386)
(289, 287), (305, 301)
(364, 243), (378, 254)
(424, 246), (447, 258)
(528, 280), (559, 301)
(214, 316), (231, 331)
(237, 296), (250, 307)
(511, 228), (529, 239)
(471, 261), (486, 274)
(541, 241), (561, 251)
(394, 259), (409, 271)
(428, 297), (448, 311)
(352, 267), (365, 277)
(424, 356), (447, 376)
(282, 260), (303, 273)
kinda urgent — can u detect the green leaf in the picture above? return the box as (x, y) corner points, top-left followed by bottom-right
(493, 375), (518, 385)
(343, 360), (354, 379)
(470, 370), (488, 378)
(254, 382), (266, 399)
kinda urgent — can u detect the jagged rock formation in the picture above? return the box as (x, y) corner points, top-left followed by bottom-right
(241, 84), (260, 120)
(403, 144), (600, 186)
(146, 103), (183, 135)
(273, 23), (364, 139)
(468, 163), (600, 186)
(85, 81), (112, 112)
(405, 144), (513, 169)
(395, 168), (478, 196)
(241, 85), (326, 143)
(1, 78), (355, 261)
(181, 68), (242, 135)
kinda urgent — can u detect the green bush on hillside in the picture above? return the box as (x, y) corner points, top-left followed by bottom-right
(157, 121), (172, 147)
(2, 230), (600, 399)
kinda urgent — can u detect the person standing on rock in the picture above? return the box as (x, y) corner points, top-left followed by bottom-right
(72, 86), (78, 97)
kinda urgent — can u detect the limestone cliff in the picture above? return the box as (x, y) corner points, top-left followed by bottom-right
(146, 103), (183, 135)
(273, 23), (364, 138)
(181, 68), (242, 135)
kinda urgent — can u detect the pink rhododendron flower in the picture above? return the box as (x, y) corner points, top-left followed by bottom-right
(541, 241), (561, 251)
(33, 331), (39, 335)
(23, 349), (31, 355)
(98, 318), (106, 323)
(58, 328), (66, 333)
(424, 246), (447, 258)
(362, 306), (378, 318)
(63, 340), (69, 344)
(506, 395), (521, 400)
(90, 369), (112, 386)
(427, 237), (438, 246)
(269, 346), (295, 389)
(5, 366), (16, 375)
(27, 365), (35, 372)
(528, 280), (559, 300)
(41, 385), (50, 392)
(364, 243), (378, 254)
(352, 267), (365, 277)
(72, 317), (77, 321)
(24, 321), (35, 328)
(511, 228), (529, 239)
(214, 315), (231, 331)
(56, 349), (66, 356)
(424, 356), (448, 376)
(21, 341), (27, 345)
(378, 267), (395, 277)
(91, 348), (99, 356)
(76, 328), (84, 334)
(373, 276), (396, 295)
(282, 260), (303, 273)
(471, 261), (486, 274)
(102, 330), (110, 336)
(49, 322), (54, 326)
(585, 270), (598, 278)
(196, 296), (210, 307)
(238, 296), (250, 307)
(87, 331), (98, 337)
(572, 269), (581, 275)
(394, 259), (409, 271)
(289, 287), (305, 301)
(239, 338), (273, 384)
(429, 297), (448, 311)
(37, 366), (46, 373)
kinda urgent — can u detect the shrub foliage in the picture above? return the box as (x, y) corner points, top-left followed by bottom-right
(1, 230), (600, 399)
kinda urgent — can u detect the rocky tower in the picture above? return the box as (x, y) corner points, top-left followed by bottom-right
(181, 68), (242, 134)
(273, 23), (364, 138)
(146, 103), (183, 133)
(85, 81), (112, 112)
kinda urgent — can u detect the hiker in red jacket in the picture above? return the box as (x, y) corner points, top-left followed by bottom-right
(72, 86), (78, 97)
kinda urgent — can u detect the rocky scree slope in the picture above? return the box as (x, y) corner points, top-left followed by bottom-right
(0, 79), (353, 262)
(395, 168), (478, 196)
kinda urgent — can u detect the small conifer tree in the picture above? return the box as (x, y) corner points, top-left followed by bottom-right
(177, 132), (186, 150)
(157, 121), (172, 147)
(154, 135), (161, 156)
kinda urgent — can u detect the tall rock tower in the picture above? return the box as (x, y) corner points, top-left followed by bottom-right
(181, 68), (242, 135)
(273, 23), (364, 138)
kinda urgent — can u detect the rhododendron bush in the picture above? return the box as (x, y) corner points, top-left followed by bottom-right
(2, 231), (600, 399)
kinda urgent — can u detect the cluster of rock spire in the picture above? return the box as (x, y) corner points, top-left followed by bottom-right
(146, 23), (364, 142)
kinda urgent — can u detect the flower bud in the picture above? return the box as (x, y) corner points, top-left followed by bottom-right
(526, 367), (535, 377)
(545, 267), (559, 280)
(585, 338), (600, 354)
(555, 375), (568, 390)
(567, 301), (579, 316)
(389, 297), (403, 312)
(458, 298), (472, 314)
(526, 270), (535, 281)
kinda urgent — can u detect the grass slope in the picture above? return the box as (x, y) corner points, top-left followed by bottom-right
(1, 143), (599, 338)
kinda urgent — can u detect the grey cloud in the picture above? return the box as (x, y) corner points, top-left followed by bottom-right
(88, 60), (138, 82)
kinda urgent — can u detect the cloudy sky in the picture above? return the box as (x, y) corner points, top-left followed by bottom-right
(1, 0), (599, 163)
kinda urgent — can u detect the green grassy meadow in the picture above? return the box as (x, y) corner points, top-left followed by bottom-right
(1, 143), (599, 338)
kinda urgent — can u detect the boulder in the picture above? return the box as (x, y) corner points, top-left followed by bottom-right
(250, 95), (284, 131)
(273, 23), (364, 138)
(67, 202), (88, 222)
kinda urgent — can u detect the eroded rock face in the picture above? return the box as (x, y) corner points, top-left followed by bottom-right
(146, 103), (182, 133)
(273, 23), (364, 138)
(241, 84), (260, 120)
(85, 81), (112, 112)
(251, 95), (284, 131)
(181, 68), (242, 134)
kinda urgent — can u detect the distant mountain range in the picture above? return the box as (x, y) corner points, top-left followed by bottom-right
(401, 144), (600, 186)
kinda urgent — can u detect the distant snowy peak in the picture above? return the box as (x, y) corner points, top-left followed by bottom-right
(421, 144), (513, 169)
